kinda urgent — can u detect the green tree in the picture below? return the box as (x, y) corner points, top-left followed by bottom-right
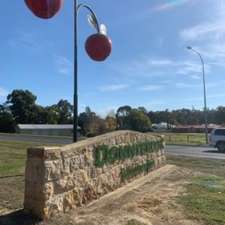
(44, 106), (59, 124)
(0, 104), (16, 132)
(116, 105), (132, 129)
(78, 107), (107, 136)
(128, 109), (152, 132)
(78, 107), (93, 135)
(49, 100), (73, 124)
(215, 106), (225, 125)
(6, 90), (37, 124)
(105, 116), (117, 132)
(138, 106), (148, 114)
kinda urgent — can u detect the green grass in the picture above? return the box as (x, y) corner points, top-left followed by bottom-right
(168, 156), (225, 225)
(0, 141), (50, 177)
(153, 132), (206, 145)
(167, 156), (225, 178)
(178, 176), (225, 225)
(0, 140), (58, 211)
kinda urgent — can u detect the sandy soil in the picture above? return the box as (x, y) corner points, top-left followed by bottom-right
(41, 165), (202, 225)
(0, 176), (24, 216)
(0, 165), (203, 225)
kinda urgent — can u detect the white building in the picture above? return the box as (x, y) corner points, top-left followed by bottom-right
(16, 124), (80, 137)
(152, 122), (176, 130)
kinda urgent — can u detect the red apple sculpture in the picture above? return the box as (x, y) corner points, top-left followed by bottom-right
(24, 0), (64, 19)
(85, 33), (112, 61)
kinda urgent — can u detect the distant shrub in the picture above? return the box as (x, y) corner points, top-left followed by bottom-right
(0, 111), (16, 133)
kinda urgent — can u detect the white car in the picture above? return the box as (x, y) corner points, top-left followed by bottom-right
(209, 128), (225, 152)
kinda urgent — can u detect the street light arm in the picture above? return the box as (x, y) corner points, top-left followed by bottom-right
(190, 49), (204, 65)
(77, 3), (100, 33)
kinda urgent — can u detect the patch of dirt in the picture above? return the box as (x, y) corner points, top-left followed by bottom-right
(44, 165), (202, 225)
(0, 165), (203, 225)
(0, 176), (24, 213)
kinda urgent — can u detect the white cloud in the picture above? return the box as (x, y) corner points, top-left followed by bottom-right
(99, 84), (129, 92)
(8, 32), (41, 51)
(111, 57), (210, 78)
(0, 87), (8, 97)
(180, 4), (225, 64)
(176, 61), (211, 75)
(175, 82), (199, 88)
(184, 92), (225, 103)
(148, 59), (173, 66)
(55, 56), (72, 75)
(139, 84), (164, 91)
(96, 108), (117, 118)
(180, 22), (225, 42)
(175, 81), (224, 89)
(180, 1), (225, 40)
(152, 0), (190, 12)
(197, 43), (225, 63)
(137, 100), (166, 111)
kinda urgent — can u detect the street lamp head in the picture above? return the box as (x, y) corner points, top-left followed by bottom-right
(187, 46), (192, 50)
(25, 0), (64, 19)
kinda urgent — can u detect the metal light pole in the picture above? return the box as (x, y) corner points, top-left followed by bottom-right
(74, 0), (78, 143)
(187, 46), (208, 144)
(73, 1), (102, 142)
(25, 0), (111, 143)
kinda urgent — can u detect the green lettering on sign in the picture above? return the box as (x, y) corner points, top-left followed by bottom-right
(120, 160), (155, 182)
(94, 139), (163, 167)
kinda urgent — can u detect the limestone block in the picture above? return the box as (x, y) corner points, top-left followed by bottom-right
(96, 168), (103, 176)
(61, 158), (70, 176)
(44, 160), (62, 182)
(25, 158), (44, 182)
(81, 184), (98, 204)
(90, 166), (97, 178)
(43, 148), (61, 160)
(153, 157), (159, 169)
(45, 195), (64, 218)
(157, 150), (162, 157)
(44, 182), (54, 201)
(158, 156), (162, 166)
(73, 169), (89, 186)
(53, 176), (76, 194)
(69, 155), (86, 172)
(162, 155), (167, 163)
(63, 190), (77, 212)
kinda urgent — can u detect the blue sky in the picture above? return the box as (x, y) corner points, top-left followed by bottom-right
(0, 0), (225, 116)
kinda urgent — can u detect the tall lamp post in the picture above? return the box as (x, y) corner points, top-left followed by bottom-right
(24, 0), (112, 142)
(187, 46), (208, 144)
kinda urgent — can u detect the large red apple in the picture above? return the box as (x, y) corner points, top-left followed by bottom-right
(85, 33), (112, 61)
(24, 0), (64, 19)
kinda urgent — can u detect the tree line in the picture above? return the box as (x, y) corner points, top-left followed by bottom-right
(148, 107), (225, 126)
(1, 89), (225, 136)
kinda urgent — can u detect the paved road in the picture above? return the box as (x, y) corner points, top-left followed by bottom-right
(166, 145), (225, 160)
(0, 133), (225, 160)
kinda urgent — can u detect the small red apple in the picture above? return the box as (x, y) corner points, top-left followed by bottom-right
(24, 0), (64, 19)
(85, 33), (112, 61)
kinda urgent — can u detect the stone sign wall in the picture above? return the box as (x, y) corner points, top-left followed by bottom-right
(24, 130), (166, 219)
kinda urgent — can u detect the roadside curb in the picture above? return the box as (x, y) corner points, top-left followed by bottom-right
(166, 144), (209, 147)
